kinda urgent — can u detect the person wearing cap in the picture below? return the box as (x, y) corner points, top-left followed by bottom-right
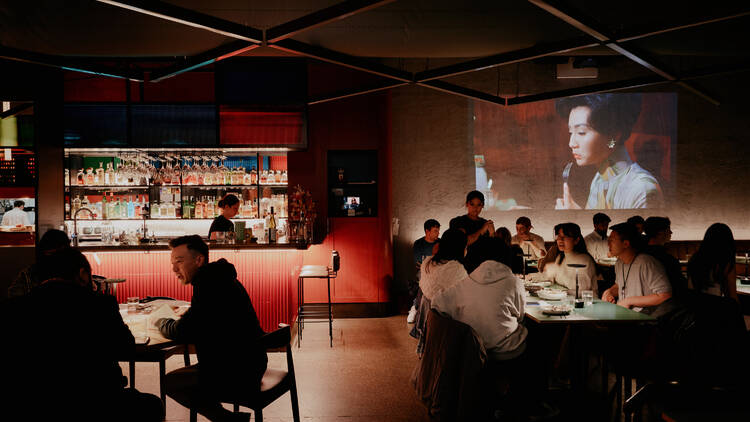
(584, 212), (611, 262)
(511, 216), (546, 260)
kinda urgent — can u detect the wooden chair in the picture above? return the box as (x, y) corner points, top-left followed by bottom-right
(189, 324), (300, 422)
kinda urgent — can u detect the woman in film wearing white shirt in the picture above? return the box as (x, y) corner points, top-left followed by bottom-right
(543, 222), (597, 296)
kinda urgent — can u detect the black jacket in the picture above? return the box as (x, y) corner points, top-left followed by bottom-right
(1, 279), (134, 418)
(157, 259), (267, 390)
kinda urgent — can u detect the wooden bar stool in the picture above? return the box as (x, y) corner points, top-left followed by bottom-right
(296, 250), (339, 347)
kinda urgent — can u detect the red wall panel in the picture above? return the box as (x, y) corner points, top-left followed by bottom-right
(83, 249), (303, 332)
(64, 73), (128, 102)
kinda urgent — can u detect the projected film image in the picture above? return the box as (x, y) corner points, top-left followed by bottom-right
(473, 93), (676, 210)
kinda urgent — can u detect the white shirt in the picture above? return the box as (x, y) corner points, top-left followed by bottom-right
(584, 231), (609, 261)
(543, 251), (598, 296)
(511, 232), (546, 260)
(2, 207), (30, 226)
(431, 260), (527, 360)
(615, 253), (671, 312)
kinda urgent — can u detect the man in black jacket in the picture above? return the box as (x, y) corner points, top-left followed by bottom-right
(156, 235), (267, 421)
(0, 247), (162, 421)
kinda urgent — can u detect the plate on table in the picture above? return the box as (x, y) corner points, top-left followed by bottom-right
(541, 304), (572, 316)
(536, 289), (567, 301)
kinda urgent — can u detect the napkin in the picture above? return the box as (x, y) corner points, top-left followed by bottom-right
(148, 303), (178, 325)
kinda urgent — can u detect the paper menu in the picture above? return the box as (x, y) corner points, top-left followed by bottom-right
(148, 303), (178, 324)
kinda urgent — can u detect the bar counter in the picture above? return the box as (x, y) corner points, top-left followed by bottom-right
(81, 242), (305, 332)
(77, 241), (309, 252)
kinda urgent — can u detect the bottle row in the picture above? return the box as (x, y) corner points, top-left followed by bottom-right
(64, 158), (287, 187)
(67, 192), (288, 220)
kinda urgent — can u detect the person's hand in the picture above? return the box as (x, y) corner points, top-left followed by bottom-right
(487, 221), (495, 237)
(555, 182), (582, 209)
(602, 289), (616, 303)
(482, 220), (494, 235)
(616, 298), (631, 309)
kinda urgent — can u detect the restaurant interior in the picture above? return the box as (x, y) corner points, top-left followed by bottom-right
(1, 1), (750, 421)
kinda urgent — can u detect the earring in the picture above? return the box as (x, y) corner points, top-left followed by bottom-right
(607, 138), (616, 149)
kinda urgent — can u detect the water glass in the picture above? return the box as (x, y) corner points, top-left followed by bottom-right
(215, 231), (226, 244)
(582, 290), (594, 307)
(127, 297), (139, 314)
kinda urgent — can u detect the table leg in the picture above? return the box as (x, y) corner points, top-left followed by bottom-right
(159, 358), (167, 404)
(327, 275), (333, 348)
(129, 360), (136, 388)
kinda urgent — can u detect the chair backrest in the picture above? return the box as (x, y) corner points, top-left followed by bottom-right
(330, 250), (340, 273)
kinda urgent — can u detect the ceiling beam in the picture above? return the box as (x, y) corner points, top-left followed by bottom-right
(96, 0), (263, 43)
(270, 39), (413, 82)
(616, 10), (750, 43)
(0, 46), (143, 81)
(418, 80), (507, 106)
(267, 0), (396, 43)
(415, 37), (598, 82)
(149, 41), (259, 82)
(527, 0), (717, 105)
(506, 75), (666, 105)
(309, 80), (408, 105)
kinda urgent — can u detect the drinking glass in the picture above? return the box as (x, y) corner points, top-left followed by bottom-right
(215, 231), (226, 244)
(127, 297), (139, 314)
(582, 290), (594, 307)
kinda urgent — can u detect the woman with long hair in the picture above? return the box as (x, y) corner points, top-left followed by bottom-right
(420, 228), (469, 300)
(555, 93), (663, 209)
(542, 223), (597, 295)
(688, 223), (737, 300)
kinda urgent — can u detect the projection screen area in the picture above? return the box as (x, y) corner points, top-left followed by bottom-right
(474, 93), (677, 211)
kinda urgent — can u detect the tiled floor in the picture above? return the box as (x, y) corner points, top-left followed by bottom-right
(121, 316), (432, 422)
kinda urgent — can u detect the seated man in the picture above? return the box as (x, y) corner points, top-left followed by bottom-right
(155, 235), (267, 421)
(409, 218), (440, 323)
(644, 216), (687, 295)
(8, 228), (71, 298)
(584, 212), (611, 262)
(511, 216), (546, 260)
(431, 237), (526, 361)
(0, 247), (162, 421)
(602, 222), (672, 313)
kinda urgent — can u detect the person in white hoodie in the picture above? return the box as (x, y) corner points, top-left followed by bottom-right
(431, 236), (527, 361)
(419, 228), (469, 301)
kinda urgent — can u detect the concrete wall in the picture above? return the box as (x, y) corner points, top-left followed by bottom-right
(390, 66), (750, 296)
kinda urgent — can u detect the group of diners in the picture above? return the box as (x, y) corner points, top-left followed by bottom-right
(2, 230), (266, 422)
(409, 190), (749, 419)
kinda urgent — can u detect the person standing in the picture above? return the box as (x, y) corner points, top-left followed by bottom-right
(602, 223), (672, 313)
(155, 235), (267, 421)
(584, 212), (611, 262)
(1, 200), (30, 226)
(208, 194), (240, 240)
(409, 219), (440, 323)
(511, 216), (546, 260)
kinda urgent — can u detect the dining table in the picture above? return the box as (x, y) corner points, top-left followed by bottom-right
(522, 281), (657, 399)
(119, 299), (192, 405)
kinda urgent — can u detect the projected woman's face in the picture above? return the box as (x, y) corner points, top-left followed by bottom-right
(568, 106), (611, 167)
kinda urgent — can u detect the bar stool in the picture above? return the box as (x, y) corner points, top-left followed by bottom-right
(296, 250), (339, 347)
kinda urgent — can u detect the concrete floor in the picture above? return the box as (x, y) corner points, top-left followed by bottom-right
(122, 316), (432, 422)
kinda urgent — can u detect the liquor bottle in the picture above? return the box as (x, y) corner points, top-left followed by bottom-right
(134, 195), (141, 218)
(102, 193), (108, 219)
(250, 166), (257, 184)
(76, 168), (85, 185)
(268, 206), (277, 243)
(127, 195), (135, 219)
(195, 197), (204, 219)
(95, 163), (104, 185)
(260, 169), (267, 184)
(72, 195), (81, 215)
(64, 168), (70, 187)
(85, 168), (95, 185)
(105, 162), (114, 185)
